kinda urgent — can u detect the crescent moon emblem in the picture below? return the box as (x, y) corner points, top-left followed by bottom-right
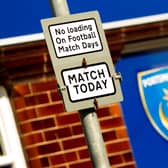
(159, 103), (168, 130)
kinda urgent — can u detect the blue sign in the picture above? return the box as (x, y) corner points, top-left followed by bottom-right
(116, 50), (168, 168)
(0, 0), (168, 38)
(138, 67), (168, 140)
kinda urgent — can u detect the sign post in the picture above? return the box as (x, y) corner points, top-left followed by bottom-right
(41, 1), (123, 167)
(79, 108), (111, 168)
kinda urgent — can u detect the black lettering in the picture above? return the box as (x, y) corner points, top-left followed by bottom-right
(56, 37), (66, 44)
(55, 28), (65, 35)
(73, 84), (79, 94)
(101, 80), (107, 88)
(82, 42), (87, 48)
(80, 84), (87, 93)
(88, 82), (95, 91)
(83, 71), (89, 81)
(58, 46), (65, 53)
(90, 70), (97, 80)
(96, 81), (103, 90)
(68, 74), (77, 84)
(97, 69), (105, 78)
(78, 73), (85, 82)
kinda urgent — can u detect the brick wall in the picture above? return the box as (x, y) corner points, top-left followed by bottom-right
(1, 20), (168, 168)
(13, 80), (132, 168)
(0, 39), (135, 168)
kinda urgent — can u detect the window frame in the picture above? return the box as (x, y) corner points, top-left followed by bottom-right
(0, 86), (27, 168)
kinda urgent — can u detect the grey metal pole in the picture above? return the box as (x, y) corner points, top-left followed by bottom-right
(49, 1), (110, 167)
(79, 108), (111, 168)
(49, 0), (70, 16)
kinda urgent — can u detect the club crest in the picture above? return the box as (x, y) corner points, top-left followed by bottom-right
(138, 67), (168, 140)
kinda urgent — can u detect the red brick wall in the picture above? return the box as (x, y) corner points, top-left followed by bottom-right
(0, 38), (135, 168)
(2, 20), (167, 168)
(12, 80), (134, 168)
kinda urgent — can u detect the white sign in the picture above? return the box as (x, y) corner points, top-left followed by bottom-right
(62, 63), (115, 102)
(41, 11), (123, 111)
(49, 19), (102, 58)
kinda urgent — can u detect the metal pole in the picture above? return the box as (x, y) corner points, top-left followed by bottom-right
(49, 0), (70, 16)
(79, 108), (110, 168)
(48, 1), (110, 167)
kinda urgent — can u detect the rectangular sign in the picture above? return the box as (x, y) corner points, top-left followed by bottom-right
(62, 63), (115, 102)
(116, 50), (168, 168)
(49, 19), (102, 58)
(41, 11), (123, 111)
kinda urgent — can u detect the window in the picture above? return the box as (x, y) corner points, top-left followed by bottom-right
(0, 86), (27, 168)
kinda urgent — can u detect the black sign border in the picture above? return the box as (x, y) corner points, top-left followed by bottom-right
(61, 62), (116, 102)
(48, 18), (103, 58)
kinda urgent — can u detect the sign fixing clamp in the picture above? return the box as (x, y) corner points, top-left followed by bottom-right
(57, 83), (67, 96)
(82, 57), (87, 68)
(93, 98), (98, 109)
(113, 72), (122, 82)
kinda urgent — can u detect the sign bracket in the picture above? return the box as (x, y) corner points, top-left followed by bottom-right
(113, 72), (122, 82)
(82, 57), (87, 68)
(41, 1), (123, 168)
(93, 98), (98, 109)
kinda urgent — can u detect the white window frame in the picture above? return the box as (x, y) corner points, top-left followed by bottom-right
(0, 86), (27, 168)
